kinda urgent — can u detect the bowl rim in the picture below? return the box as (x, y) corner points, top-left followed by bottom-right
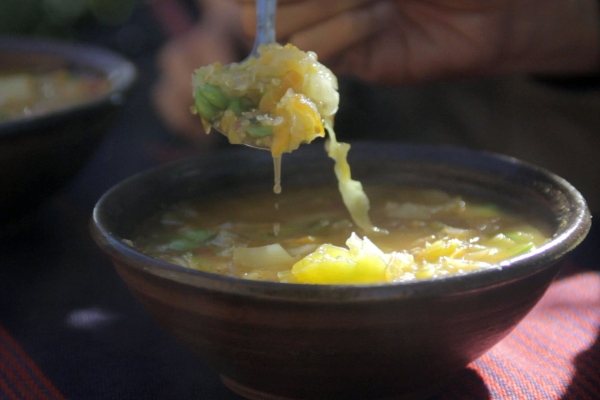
(91, 143), (592, 302)
(0, 35), (137, 137)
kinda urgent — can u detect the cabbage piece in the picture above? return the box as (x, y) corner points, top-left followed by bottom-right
(233, 244), (294, 270)
(325, 122), (383, 234)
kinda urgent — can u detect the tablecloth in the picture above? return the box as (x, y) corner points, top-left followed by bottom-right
(2, 261), (599, 400)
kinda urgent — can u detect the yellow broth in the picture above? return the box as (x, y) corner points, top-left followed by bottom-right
(132, 185), (551, 284)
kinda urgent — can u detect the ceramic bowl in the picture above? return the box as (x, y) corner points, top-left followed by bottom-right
(0, 35), (136, 230)
(91, 143), (591, 400)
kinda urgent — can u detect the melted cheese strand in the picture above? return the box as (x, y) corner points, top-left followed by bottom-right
(325, 121), (385, 234)
(273, 155), (282, 194)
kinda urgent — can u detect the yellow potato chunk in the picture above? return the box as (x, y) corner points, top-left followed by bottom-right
(291, 233), (413, 284)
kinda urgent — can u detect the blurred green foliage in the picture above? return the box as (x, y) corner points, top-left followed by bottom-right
(0, 0), (143, 37)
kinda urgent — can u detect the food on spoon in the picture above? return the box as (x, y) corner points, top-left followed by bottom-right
(132, 186), (550, 285)
(191, 43), (338, 157)
(191, 41), (380, 233)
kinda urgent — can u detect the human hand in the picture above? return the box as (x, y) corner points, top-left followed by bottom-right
(236, 0), (600, 85)
(152, 0), (249, 145)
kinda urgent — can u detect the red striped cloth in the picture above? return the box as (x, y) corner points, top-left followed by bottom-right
(0, 325), (66, 400)
(1, 265), (599, 399)
(438, 265), (600, 399)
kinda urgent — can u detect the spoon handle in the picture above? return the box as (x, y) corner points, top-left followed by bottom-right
(251, 0), (277, 57)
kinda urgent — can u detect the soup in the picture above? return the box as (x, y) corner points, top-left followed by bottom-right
(0, 67), (110, 122)
(132, 185), (550, 284)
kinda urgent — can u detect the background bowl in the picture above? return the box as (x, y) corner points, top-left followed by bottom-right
(0, 35), (136, 230)
(91, 143), (591, 400)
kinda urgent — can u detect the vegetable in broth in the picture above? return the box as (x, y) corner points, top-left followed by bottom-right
(132, 186), (550, 285)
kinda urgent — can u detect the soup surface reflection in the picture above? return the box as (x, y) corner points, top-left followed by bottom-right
(132, 185), (551, 284)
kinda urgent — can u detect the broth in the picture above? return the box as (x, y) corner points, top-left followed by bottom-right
(132, 185), (550, 284)
(0, 67), (110, 122)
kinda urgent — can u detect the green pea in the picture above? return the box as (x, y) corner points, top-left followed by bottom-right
(198, 84), (229, 109)
(246, 125), (273, 137)
(194, 90), (218, 121)
(228, 97), (245, 115)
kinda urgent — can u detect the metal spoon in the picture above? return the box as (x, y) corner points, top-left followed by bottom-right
(248, 0), (277, 60)
(209, 0), (277, 150)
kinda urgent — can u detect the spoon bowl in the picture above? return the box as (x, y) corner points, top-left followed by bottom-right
(191, 0), (337, 162)
(247, 0), (277, 60)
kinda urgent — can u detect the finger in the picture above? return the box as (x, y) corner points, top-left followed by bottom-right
(290, 1), (395, 61)
(153, 35), (206, 137)
(238, 0), (375, 40)
(152, 78), (204, 136)
(277, 0), (378, 38)
(153, 56), (200, 136)
(156, 40), (196, 101)
(328, 35), (397, 84)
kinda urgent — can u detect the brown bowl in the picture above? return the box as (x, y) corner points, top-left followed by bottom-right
(0, 35), (136, 230)
(91, 143), (591, 400)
